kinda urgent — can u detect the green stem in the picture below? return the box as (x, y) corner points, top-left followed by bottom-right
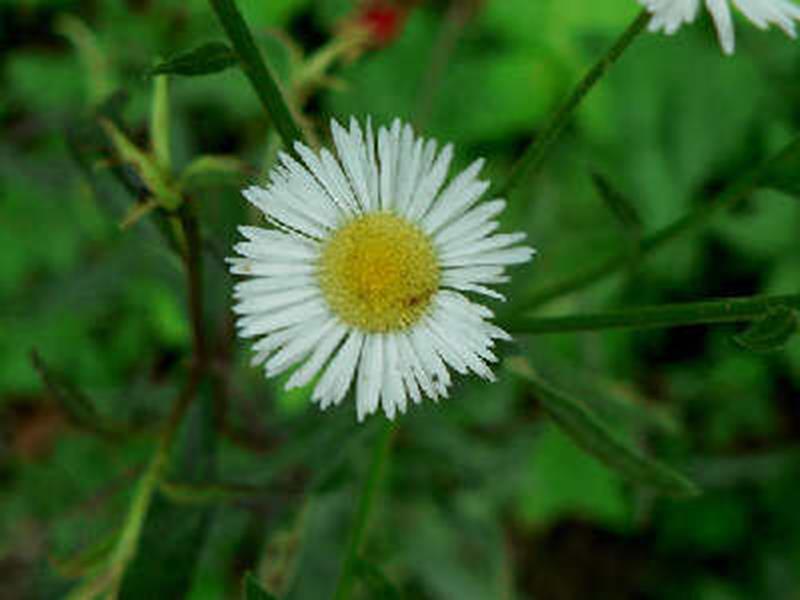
(208, 0), (305, 149)
(100, 377), (198, 599)
(86, 209), (208, 600)
(504, 293), (800, 334)
(506, 134), (800, 312)
(332, 421), (396, 600)
(495, 9), (650, 198)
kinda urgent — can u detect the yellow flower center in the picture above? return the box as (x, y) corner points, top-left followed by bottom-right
(318, 212), (440, 332)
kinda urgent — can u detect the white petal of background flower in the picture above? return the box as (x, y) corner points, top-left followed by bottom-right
(638, 0), (800, 53)
(229, 118), (535, 421)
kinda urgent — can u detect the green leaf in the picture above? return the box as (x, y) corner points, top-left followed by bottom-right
(30, 350), (132, 437)
(150, 75), (171, 172)
(52, 530), (119, 579)
(100, 118), (182, 210)
(733, 306), (798, 353)
(159, 480), (273, 505)
(507, 357), (700, 497)
(179, 155), (250, 189)
(55, 14), (114, 104)
(590, 170), (642, 234)
(119, 199), (159, 230)
(150, 41), (239, 77)
(244, 573), (278, 600)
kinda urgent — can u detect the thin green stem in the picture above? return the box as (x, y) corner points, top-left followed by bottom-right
(208, 0), (305, 149)
(505, 134), (800, 312)
(504, 293), (800, 334)
(81, 209), (209, 600)
(332, 421), (397, 600)
(180, 207), (207, 362)
(495, 9), (650, 198)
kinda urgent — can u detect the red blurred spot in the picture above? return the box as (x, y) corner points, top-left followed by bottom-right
(359, 2), (407, 46)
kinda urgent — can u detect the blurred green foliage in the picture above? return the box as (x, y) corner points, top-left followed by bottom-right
(2, 0), (800, 598)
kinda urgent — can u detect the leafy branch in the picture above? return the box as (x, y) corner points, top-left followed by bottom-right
(505, 134), (800, 312)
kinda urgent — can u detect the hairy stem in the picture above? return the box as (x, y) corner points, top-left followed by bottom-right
(332, 421), (397, 600)
(504, 293), (800, 334)
(496, 9), (649, 198)
(208, 0), (305, 148)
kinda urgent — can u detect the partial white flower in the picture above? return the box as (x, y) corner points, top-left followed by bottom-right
(229, 118), (534, 421)
(638, 0), (800, 54)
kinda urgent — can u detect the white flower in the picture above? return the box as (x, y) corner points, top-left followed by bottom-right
(639, 0), (800, 54)
(229, 118), (534, 421)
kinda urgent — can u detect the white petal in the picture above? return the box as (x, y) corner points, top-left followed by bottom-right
(440, 246), (535, 268)
(394, 125), (423, 213)
(227, 258), (316, 278)
(442, 265), (509, 287)
(243, 185), (327, 239)
(331, 118), (372, 212)
(265, 317), (338, 377)
(287, 321), (349, 389)
(381, 334), (406, 418)
(433, 199), (506, 247)
(237, 297), (328, 337)
(706, 0), (736, 53)
(314, 330), (364, 410)
(404, 143), (454, 221)
(233, 275), (316, 297)
(439, 232), (528, 262)
(294, 142), (357, 217)
(356, 334), (384, 421)
(420, 159), (489, 235)
(233, 287), (320, 315)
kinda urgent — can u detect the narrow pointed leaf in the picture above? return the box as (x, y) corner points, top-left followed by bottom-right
(51, 530), (119, 578)
(31, 350), (133, 437)
(507, 357), (699, 497)
(590, 170), (642, 233)
(244, 573), (278, 600)
(733, 306), (798, 353)
(150, 41), (238, 76)
(119, 199), (159, 230)
(179, 155), (250, 189)
(100, 118), (182, 210)
(160, 480), (273, 505)
(151, 75), (171, 171)
(55, 14), (114, 104)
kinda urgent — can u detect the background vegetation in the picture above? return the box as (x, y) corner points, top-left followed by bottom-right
(1, 0), (799, 598)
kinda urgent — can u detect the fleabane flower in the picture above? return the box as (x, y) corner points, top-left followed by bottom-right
(638, 0), (800, 54)
(229, 118), (534, 421)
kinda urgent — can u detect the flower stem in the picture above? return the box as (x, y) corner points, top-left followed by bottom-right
(504, 293), (800, 334)
(332, 421), (397, 600)
(495, 9), (650, 198)
(208, 0), (305, 148)
(506, 134), (800, 312)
